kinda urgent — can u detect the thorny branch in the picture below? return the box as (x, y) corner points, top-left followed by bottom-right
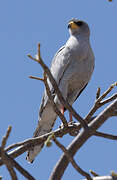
(0, 43), (117, 180)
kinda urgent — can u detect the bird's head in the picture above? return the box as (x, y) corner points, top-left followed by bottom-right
(68, 19), (90, 36)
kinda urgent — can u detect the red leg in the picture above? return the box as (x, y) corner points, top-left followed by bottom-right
(61, 106), (64, 115)
(61, 107), (73, 122)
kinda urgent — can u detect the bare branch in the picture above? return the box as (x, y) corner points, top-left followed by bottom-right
(0, 126), (18, 180)
(100, 94), (117, 106)
(0, 124), (78, 166)
(98, 82), (117, 102)
(1, 126), (12, 149)
(49, 99), (117, 180)
(52, 136), (92, 180)
(29, 75), (44, 81)
(4, 153), (36, 180)
(0, 116), (115, 167)
(85, 83), (117, 122)
(94, 131), (117, 140)
(96, 87), (101, 99)
(1, 149), (18, 180)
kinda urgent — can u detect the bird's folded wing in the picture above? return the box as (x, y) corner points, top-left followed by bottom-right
(39, 45), (72, 117)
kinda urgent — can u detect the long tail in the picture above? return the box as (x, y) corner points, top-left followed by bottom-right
(26, 105), (57, 163)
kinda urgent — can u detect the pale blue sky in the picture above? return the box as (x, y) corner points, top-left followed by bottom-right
(0, 0), (117, 179)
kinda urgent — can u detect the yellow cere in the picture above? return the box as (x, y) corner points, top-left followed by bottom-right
(68, 21), (79, 29)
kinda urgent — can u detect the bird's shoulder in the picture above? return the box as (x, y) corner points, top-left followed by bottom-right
(51, 45), (65, 65)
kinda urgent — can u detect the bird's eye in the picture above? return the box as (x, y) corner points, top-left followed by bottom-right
(76, 21), (83, 26)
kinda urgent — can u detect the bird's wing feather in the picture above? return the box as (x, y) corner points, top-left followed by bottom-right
(39, 45), (72, 116)
(74, 83), (88, 102)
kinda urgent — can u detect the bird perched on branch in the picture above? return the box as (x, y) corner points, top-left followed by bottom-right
(26, 19), (95, 163)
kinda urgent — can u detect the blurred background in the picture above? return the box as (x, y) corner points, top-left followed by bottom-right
(0, 0), (117, 179)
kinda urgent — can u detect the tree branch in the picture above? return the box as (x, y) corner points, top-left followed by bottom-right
(0, 127), (36, 180)
(84, 83), (117, 122)
(49, 99), (117, 180)
(4, 152), (36, 180)
(0, 149), (18, 180)
(1, 43), (117, 179)
(94, 131), (117, 140)
(0, 126), (18, 180)
(52, 136), (92, 180)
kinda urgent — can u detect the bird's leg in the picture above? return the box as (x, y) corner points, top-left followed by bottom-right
(59, 106), (65, 129)
(60, 106), (64, 115)
(61, 106), (73, 124)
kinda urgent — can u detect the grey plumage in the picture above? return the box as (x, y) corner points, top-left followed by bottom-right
(26, 19), (95, 163)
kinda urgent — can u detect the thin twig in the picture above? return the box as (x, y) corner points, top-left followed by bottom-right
(29, 76), (44, 81)
(85, 83), (117, 122)
(96, 87), (101, 99)
(100, 94), (117, 106)
(52, 136), (92, 180)
(98, 82), (117, 102)
(1, 126), (12, 149)
(1, 126), (18, 180)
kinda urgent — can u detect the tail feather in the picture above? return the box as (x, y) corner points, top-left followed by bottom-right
(26, 104), (57, 163)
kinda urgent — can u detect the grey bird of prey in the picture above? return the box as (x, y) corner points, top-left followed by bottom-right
(26, 19), (95, 163)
